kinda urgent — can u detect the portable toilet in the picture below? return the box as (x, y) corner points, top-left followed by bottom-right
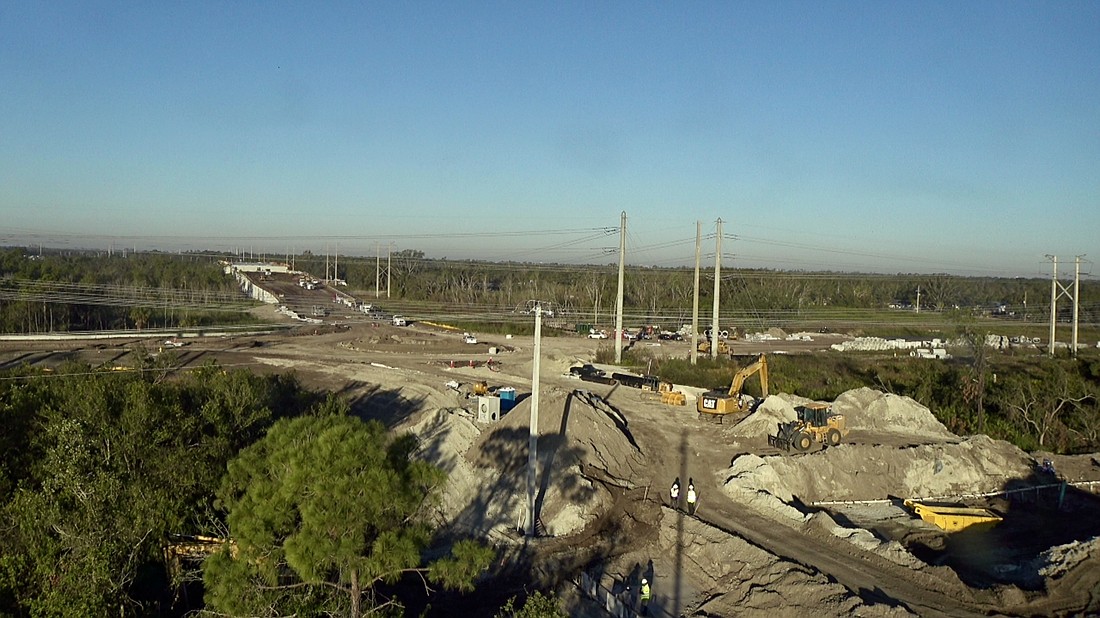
(498, 387), (517, 412)
(477, 396), (501, 424)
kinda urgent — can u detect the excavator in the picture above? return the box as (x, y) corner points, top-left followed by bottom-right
(697, 354), (768, 421)
(769, 402), (848, 452)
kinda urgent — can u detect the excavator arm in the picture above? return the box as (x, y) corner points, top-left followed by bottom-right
(728, 354), (768, 398)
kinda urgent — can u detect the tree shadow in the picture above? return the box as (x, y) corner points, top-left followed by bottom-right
(339, 381), (428, 429)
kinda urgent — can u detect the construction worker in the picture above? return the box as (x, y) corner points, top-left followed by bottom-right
(686, 479), (698, 515)
(640, 577), (651, 615)
(669, 477), (680, 508)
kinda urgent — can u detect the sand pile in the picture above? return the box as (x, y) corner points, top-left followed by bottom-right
(833, 387), (953, 439)
(729, 395), (798, 438)
(723, 434), (1033, 506)
(452, 386), (645, 536)
(1031, 536), (1100, 581)
(654, 509), (914, 617)
(808, 511), (925, 569)
(411, 408), (484, 523)
(730, 387), (952, 443)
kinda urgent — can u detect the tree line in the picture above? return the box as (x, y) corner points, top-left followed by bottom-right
(309, 250), (1099, 329)
(3, 246), (1097, 335)
(0, 248), (254, 334)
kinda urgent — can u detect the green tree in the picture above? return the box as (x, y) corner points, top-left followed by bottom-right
(0, 363), (315, 615)
(203, 415), (493, 617)
(495, 591), (568, 618)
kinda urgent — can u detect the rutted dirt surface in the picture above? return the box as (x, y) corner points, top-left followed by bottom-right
(3, 318), (1100, 617)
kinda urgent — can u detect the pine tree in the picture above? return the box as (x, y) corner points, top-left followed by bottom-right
(203, 415), (493, 616)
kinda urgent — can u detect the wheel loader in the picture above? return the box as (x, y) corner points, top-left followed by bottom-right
(697, 354), (767, 422)
(768, 403), (848, 452)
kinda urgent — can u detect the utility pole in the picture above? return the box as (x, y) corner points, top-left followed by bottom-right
(376, 244), (381, 299)
(334, 242), (339, 285)
(711, 219), (722, 360)
(614, 211), (626, 364)
(526, 305), (543, 537)
(916, 286), (921, 313)
(691, 221), (701, 365)
(387, 243), (393, 299)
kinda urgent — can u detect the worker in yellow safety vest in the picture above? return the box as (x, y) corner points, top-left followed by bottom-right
(640, 577), (651, 614)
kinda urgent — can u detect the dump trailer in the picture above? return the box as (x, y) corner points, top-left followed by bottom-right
(769, 403), (848, 452)
(697, 354), (768, 421)
(611, 372), (662, 391)
(903, 500), (1002, 532)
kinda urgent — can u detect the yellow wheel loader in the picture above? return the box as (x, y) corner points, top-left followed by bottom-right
(769, 403), (848, 452)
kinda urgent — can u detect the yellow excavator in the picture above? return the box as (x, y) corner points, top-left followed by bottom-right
(697, 354), (768, 421)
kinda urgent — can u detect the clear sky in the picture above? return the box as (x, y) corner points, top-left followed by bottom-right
(1, 1), (1097, 277)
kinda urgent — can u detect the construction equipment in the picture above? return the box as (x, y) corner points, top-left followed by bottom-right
(697, 338), (731, 356)
(569, 364), (617, 385)
(632, 375), (687, 406)
(768, 402), (848, 451)
(697, 354), (768, 420)
(470, 380), (490, 397)
(697, 327), (735, 356)
(903, 500), (1002, 532)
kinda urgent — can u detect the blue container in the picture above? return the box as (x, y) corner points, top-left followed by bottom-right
(498, 387), (517, 411)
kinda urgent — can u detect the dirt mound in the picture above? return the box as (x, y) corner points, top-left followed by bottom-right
(724, 434), (1033, 505)
(654, 510), (914, 617)
(729, 395), (797, 438)
(411, 408), (484, 522)
(458, 386), (645, 536)
(808, 511), (925, 569)
(833, 387), (953, 439)
(731, 388), (952, 443)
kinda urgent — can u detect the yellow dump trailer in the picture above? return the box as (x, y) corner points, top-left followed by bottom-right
(903, 500), (1003, 532)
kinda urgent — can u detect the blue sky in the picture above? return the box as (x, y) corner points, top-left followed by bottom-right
(1, 1), (1097, 277)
